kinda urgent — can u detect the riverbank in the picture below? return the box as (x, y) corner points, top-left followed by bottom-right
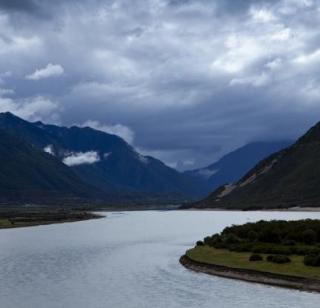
(182, 207), (320, 212)
(180, 246), (320, 293)
(0, 208), (103, 229)
(180, 254), (320, 292)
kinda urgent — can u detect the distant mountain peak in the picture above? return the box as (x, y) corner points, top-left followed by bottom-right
(0, 111), (20, 120)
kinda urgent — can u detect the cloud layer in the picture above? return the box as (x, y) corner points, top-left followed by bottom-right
(1, 0), (320, 169)
(26, 63), (64, 80)
(63, 151), (100, 166)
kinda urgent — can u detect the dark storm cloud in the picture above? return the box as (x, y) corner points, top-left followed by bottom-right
(0, 0), (104, 19)
(168, 0), (278, 15)
(1, 0), (320, 169)
(0, 0), (52, 18)
(0, 0), (38, 12)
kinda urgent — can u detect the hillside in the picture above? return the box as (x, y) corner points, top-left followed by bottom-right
(184, 141), (290, 197)
(183, 121), (320, 209)
(0, 112), (205, 200)
(0, 129), (97, 204)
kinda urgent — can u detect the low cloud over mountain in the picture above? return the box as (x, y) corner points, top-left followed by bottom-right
(63, 151), (101, 167)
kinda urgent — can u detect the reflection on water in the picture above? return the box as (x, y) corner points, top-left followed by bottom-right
(0, 210), (320, 308)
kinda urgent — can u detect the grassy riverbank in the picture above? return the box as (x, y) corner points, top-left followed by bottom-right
(182, 220), (320, 291)
(186, 246), (320, 280)
(0, 208), (103, 229)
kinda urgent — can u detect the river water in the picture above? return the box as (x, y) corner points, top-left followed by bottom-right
(0, 210), (320, 308)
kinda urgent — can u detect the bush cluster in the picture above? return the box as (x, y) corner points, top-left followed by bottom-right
(267, 255), (291, 264)
(221, 220), (320, 245)
(196, 241), (204, 247)
(200, 219), (320, 258)
(304, 254), (320, 267)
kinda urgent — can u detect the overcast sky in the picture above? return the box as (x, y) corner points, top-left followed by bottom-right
(1, 0), (320, 170)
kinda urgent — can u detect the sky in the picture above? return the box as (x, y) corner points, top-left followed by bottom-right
(1, 0), (320, 170)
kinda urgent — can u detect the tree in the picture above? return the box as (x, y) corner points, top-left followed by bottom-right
(302, 229), (317, 245)
(248, 230), (258, 241)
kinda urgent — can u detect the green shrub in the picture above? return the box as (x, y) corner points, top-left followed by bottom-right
(283, 239), (296, 246)
(258, 227), (281, 243)
(249, 254), (263, 262)
(204, 234), (221, 247)
(247, 230), (258, 241)
(304, 254), (320, 267)
(223, 233), (241, 244)
(202, 220), (320, 257)
(204, 236), (215, 246)
(213, 242), (228, 249)
(211, 219), (320, 245)
(267, 255), (291, 264)
(196, 241), (204, 247)
(289, 245), (320, 256)
(252, 244), (291, 255)
(302, 229), (317, 245)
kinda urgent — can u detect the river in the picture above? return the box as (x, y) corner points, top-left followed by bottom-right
(0, 210), (320, 308)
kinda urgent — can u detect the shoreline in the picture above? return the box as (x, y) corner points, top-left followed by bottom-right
(180, 255), (320, 293)
(181, 207), (320, 212)
(0, 210), (104, 230)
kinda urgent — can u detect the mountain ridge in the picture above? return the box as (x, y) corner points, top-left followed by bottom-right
(0, 112), (206, 201)
(184, 141), (291, 197)
(182, 120), (320, 210)
(0, 127), (99, 204)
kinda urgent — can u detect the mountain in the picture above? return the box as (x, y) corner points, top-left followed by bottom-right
(0, 112), (205, 200)
(0, 128), (98, 204)
(184, 121), (320, 210)
(184, 141), (291, 197)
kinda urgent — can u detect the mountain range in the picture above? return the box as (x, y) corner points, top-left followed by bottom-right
(2, 112), (311, 209)
(184, 121), (320, 210)
(0, 112), (207, 205)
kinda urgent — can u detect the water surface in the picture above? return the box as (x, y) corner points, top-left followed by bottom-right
(1, 210), (320, 308)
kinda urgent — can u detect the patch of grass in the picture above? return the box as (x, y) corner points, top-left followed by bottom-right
(186, 246), (320, 280)
(0, 219), (12, 227)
